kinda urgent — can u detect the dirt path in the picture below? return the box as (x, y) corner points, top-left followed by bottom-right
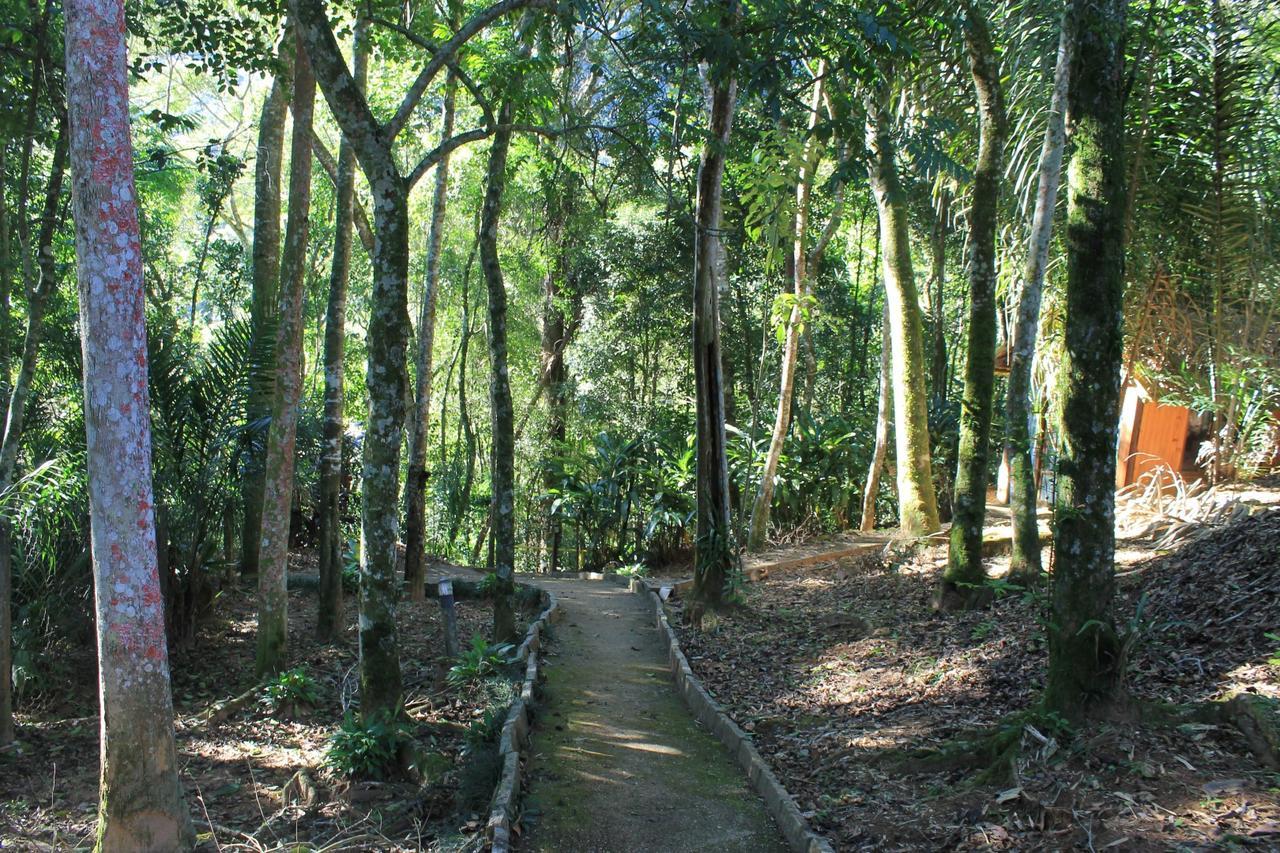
(520, 578), (785, 852)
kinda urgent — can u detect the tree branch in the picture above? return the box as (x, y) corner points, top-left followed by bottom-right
(312, 135), (374, 253)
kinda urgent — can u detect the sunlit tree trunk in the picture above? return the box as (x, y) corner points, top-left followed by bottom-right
(1044, 0), (1127, 718)
(860, 300), (891, 532)
(65, 0), (193, 844)
(863, 77), (941, 537)
(1005, 17), (1071, 583)
(940, 6), (1007, 606)
(747, 67), (825, 552)
(0, 120), (67, 747)
(403, 71), (457, 601)
(690, 0), (740, 609)
(539, 203), (575, 572)
(242, 47), (294, 579)
(927, 194), (949, 405)
(255, 31), (315, 676)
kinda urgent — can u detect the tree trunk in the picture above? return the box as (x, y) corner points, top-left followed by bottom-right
(255, 31), (316, 676)
(0, 119), (67, 747)
(1044, 0), (1127, 718)
(747, 67), (825, 552)
(481, 97), (520, 642)
(1005, 16), (1071, 583)
(65, 0), (194, 843)
(690, 0), (740, 609)
(928, 194), (949, 405)
(242, 49), (294, 578)
(860, 300), (892, 532)
(940, 6), (1007, 607)
(539, 230), (573, 572)
(863, 77), (941, 537)
(317, 17), (368, 643)
(402, 71), (457, 601)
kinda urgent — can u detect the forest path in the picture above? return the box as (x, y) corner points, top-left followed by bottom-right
(518, 577), (785, 852)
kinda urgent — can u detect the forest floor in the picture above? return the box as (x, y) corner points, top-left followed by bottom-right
(0, 553), (517, 852)
(519, 577), (784, 851)
(671, 502), (1280, 851)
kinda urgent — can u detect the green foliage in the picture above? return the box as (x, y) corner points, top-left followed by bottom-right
(262, 667), (321, 711)
(325, 711), (409, 780)
(446, 635), (517, 688)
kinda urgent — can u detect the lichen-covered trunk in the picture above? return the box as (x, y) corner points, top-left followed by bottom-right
(864, 79), (941, 537)
(255, 32), (315, 676)
(690, 8), (740, 608)
(941, 7), (1007, 604)
(402, 72), (457, 601)
(1044, 0), (1127, 718)
(0, 119), (67, 747)
(242, 51), (294, 578)
(1006, 18), (1071, 582)
(65, 0), (193, 845)
(317, 20), (369, 641)
(292, 0), (407, 719)
(860, 300), (892, 532)
(480, 100), (519, 642)
(357, 178), (410, 716)
(747, 69), (824, 552)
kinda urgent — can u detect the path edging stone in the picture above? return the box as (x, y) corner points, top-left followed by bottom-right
(636, 579), (835, 853)
(485, 582), (562, 853)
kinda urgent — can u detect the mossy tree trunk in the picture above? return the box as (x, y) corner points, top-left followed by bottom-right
(863, 76), (941, 537)
(747, 66), (825, 553)
(316, 17), (368, 643)
(255, 30), (316, 677)
(940, 5), (1008, 607)
(65, 0), (194, 844)
(690, 0), (740, 609)
(1044, 0), (1127, 718)
(1005, 16), (1072, 583)
(242, 48), (293, 579)
(403, 71), (457, 602)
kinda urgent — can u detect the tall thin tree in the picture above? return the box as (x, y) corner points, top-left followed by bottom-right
(940, 4), (1008, 606)
(1044, 0), (1127, 717)
(690, 0), (741, 609)
(863, 73), (941, 536)
(317, 17), (369, 642)
(255, 29), (316, 675)
(1004, 16), (1072, 583)
(65, 0), (193, 843)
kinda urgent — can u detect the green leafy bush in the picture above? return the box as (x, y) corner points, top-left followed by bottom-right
(325, 711), (409, 779)
(262, 667), (320, 712)
(447, 635), (516, 687)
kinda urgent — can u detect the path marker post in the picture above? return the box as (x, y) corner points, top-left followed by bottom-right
(438, 579), (459, 657)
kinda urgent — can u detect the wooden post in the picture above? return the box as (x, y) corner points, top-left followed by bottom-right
(438, 579), (459, 658)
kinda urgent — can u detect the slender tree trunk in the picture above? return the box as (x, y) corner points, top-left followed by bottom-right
(402, 72), (457, 601)
(481, 97), (520, 641)
(1006, 16), (1071, 583)
(863, 77), (941, 536)
(65, 0), (193, 844)
(539, 234), (573, 572)
(0, 119), (66, 747)
(928, 194), (949, 404)
(242, 50), (294, 578)
(940, 6), (1007, 607)
(255, 31), (315, 676)
(1044, 0), (1127, 718)
(861, 300), (892, 532)
(317, 18), (368, 642)
(747, 68), (825, 552)
(690, 0), (740, 609)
